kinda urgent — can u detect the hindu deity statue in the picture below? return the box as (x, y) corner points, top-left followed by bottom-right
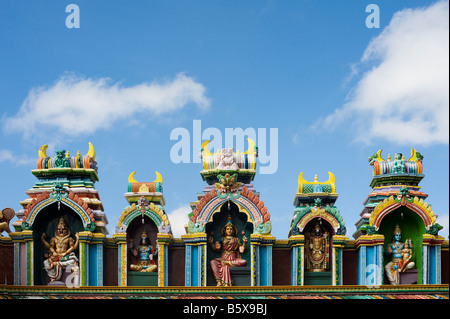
(305, 221), (329, 271)
(41, 217), (79, 284)
(393, 153), (405, 174)
(384, 224), (415, 285)
(54, 150), (70, 168)
(209, 215), (248, 286)
(217, 148), (239, 170)
(129, 231), (158, 272)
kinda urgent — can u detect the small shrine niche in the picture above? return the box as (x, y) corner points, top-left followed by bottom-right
(379, 207), (423, 285)
(354, 149), (444, 286)
(126, 215), (159, 272)
(303, 218), (332, 273)
(10, 143), (108, 287)
(183, 139), (275, 287)
(114, 171), (173, 287)
(33, 205), (83, 285)
(205, 201), (253, 286)
(289, 172), (348, 286)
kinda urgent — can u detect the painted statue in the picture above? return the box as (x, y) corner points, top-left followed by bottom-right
(398, 239), (414, 272)
(217, 148), (239, 170)
(41, 217), (79, 284)
(129, 231), (158, 272)
(393, 153), (405, 174)
(0, 208), (15, 235)
(54, 150), (70, 168)
(209, 215), (248, 286)
(384, 224), (415, 285)
(305, 221), (329, 271)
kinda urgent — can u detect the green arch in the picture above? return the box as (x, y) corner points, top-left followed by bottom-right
(122, 208), (164, 229)
(379, 206), (426, 284)
(24, 197), (92, 230)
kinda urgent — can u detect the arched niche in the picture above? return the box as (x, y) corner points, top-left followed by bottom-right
(204, 201), (253, 286)
(31, 202), (84, 285)
(302, 217), (334, 286)
(205, 201), (253, 266)
(378, 206), (426, 284)
(125, 214), (159, 270)
(303, 217), (334, 268)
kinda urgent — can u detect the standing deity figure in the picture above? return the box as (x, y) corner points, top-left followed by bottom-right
(384, 224), (415, 285)
(209, 215), (248, 286)
(129, 231), (158, 272)
(305, 221), (329, 271)
(41, 217), (79, 284)
(398, 239), (414, 272)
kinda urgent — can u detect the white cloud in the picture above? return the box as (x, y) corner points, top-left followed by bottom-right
(0, 149), (35, 166)
(321, 0), (449, 146)
(167, 204), (191, 238)
(2, 72), (211, 139)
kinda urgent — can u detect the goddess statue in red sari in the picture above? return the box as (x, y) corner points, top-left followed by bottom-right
(209, 216), (248, 286)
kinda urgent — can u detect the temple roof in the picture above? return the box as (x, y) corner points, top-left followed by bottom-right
(368, 148), (424, 188)
(33, 142), (99, 184)
(199, 138), (258, 185)
(293, 172), (338, 207)
(124, 171), (165, 206)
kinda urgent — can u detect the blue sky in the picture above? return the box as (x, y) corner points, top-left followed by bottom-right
(0, 0), (448, 240)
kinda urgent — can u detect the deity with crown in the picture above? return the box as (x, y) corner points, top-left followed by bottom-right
(305, 220), (329, 271)
(208, 215), (248, 286)
(129, 230), (158, 272)
(41, 217), (79, 284)
(384, 224), (415, 284)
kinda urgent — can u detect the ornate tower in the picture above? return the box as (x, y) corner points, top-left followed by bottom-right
(10, 143), (108, 286)
(114, 171), (172, 287)
(288, 172), (347, 286)
(182, 139), (274, 286)
(354, 149), (444, 285)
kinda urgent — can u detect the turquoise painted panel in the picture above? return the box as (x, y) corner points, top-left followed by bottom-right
(89, 244), (97, 286)
(191, 246), (199, 286)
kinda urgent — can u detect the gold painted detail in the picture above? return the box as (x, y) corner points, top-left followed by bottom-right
(369, 195), (437, 227)
(117, 202), (169, 227)
(297, 172), (336, 194)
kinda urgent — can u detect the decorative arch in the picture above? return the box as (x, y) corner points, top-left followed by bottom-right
(290, 202), (346, 236)
(297, 207), (341, 234)
(188, 186), (271, 235)
(117, 201), (171, 234)
(369, 193), (437, 231)
(21, 188), (95, 231)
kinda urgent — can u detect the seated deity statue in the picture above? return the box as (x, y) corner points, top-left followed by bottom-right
(217, 148), (239, 171)
(305, 221), (329, 271)
(393, 153), (405, 174)
(384, 224), (415, 285)
(129, 231), (158, 272)
(41, 217), (79, 284)
(54, 150), (70, 168)
(209, 215), (248, 286)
